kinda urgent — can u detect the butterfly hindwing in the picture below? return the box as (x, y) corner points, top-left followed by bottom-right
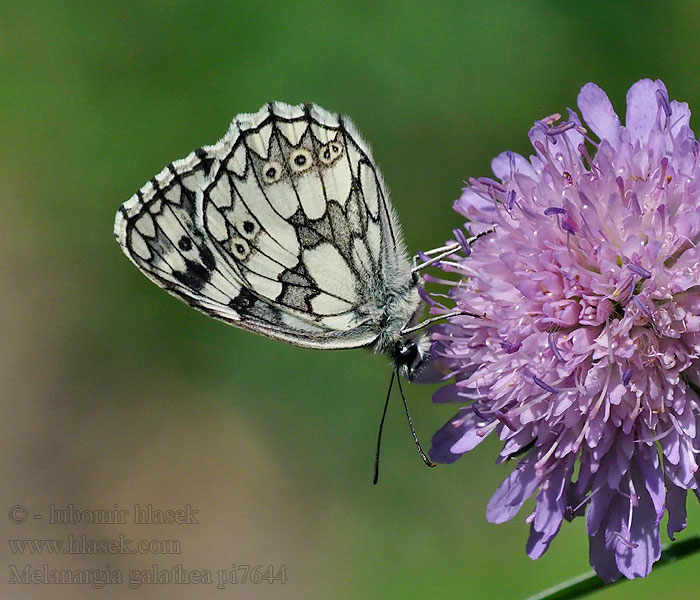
(115, 103), (415, 349)
(115, 154), (293, 335)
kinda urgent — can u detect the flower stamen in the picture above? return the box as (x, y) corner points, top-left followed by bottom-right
(500, 340), (521, 354)
(452, 228), (471, 256)
(627, 263), (651, 279)
(614, 532), (639, 550)
(540, 120), (577, 137)
(622, 367), (633, 386)
(656, 88), (672, 118)
(548, 332), (564, 362)
(506, 189), (517, 210)
(532, 375), (560, 394)
(544, 207), (566, 216)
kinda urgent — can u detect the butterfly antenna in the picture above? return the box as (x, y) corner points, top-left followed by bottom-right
(373, 370), (395, 485)
(396, 369), (436, 470)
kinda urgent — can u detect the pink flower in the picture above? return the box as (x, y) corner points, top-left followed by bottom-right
(428, 79), (700, 581)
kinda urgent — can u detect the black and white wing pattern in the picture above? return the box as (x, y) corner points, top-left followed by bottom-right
(115, 103), (421, 351)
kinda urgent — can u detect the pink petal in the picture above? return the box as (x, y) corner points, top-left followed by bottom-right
(665, 483), (688, 539)
(625, 78), (663, 143)
(430, 409), (489, 463)
(669, 101), (691, 137)
(578, 82), (622, 147)
(486, 459), (540, 523)
(491, 150), (536, 180)
(454, 188), (496, 221)
(615, 474), (661, 579)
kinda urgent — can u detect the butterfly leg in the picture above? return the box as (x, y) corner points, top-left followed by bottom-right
(411, 226), (495, 273)
(400, 310), (485, 336)
(410, 243), (460, 272)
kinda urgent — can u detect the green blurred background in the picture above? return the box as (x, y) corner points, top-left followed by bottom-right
(2, 2), (699, 598)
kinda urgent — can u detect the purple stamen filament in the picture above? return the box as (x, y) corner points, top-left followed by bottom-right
(622, 367), (633, 386)
(493, 409), (517, 431)
(475, 177), (507, 193)
(548, 332), (564, 361)
(656, 88), (672, 118)
(418, 286), (437, 307)
(532, 375), (559, 394)
(544, 207), (566, 216)
(614, 532), (639, 549)
(452, 228), (471, 256)
(561, 217), (577, 235)
(472, 405), (490, 421)
(632, 295), (652, 319)
(543, 121), (576, 137)
(500, 340), (521, 353)
(506, 189), (516, 209)
(627, 263), (651, 279)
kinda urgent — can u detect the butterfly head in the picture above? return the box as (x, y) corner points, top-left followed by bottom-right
(392, 334), (432, 381)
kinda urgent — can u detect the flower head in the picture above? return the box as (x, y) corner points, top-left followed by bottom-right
(428, 79), (700, 581)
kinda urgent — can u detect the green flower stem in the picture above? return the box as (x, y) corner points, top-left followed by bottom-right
(522, 535), (700, 600)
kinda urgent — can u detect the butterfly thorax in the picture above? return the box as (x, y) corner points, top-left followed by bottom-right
(372, 282), (418, 347)
(372, 270), (431, 380)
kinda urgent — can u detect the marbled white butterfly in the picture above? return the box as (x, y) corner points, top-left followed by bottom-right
(114, 103), (480, 381)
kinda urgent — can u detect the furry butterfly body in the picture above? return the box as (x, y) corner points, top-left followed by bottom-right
(115, 103), (430, 376)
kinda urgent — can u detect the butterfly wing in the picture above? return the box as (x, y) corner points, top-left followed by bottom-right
(115, 103), (414, 349)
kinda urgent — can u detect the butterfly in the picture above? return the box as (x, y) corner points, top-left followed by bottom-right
(113, 102), (467, 379)
(114, 102), (492, 480)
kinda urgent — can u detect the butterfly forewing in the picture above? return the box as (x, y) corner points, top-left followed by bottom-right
(115, 103), (416, 350)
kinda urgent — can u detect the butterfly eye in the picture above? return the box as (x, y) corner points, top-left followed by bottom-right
(237, 218), (259, 240)
(289, 148), (313, 173)
(262, 161), (283, 184)
(318, 141), (343, 165)
(231, 237), (250, 260)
